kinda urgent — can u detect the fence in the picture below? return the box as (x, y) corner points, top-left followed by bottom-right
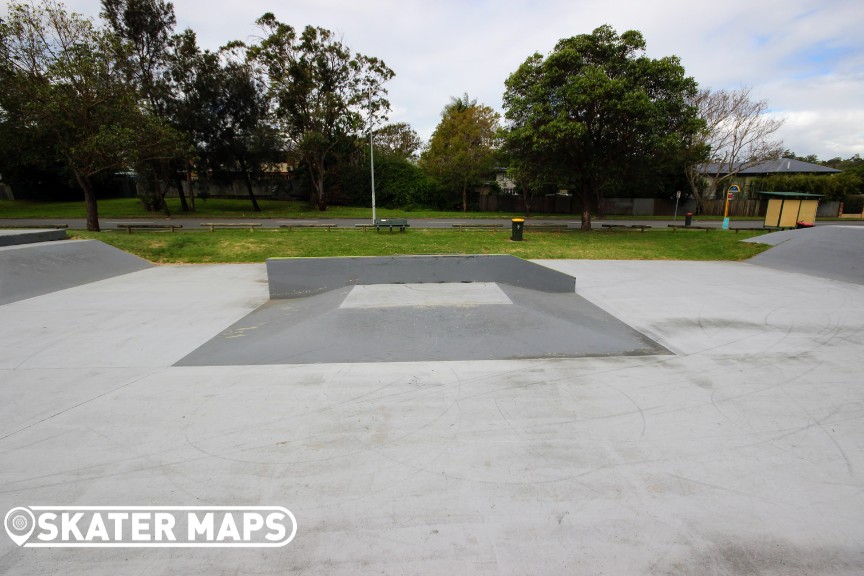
(699, 199), (761, 217)
(479, 194), (576, 214)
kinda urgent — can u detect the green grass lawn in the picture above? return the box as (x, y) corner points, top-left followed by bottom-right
(0, 197), (782, 221)
(0, 198), (534, 220)
(69, 227), (772, 263)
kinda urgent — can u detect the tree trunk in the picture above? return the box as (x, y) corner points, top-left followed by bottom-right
(317, 178), (327, 211)
(75, 172), (100, 232)
(581, 206), (592, 231)
(580, 185), (593, 231)
(186, 164), (196, 211)
(175, 176), (190, 212)
(314, 169), (327, 211)
(239, 157), (261, 212)
(462, 179), (468, 213)
(159, 181), (171, 217)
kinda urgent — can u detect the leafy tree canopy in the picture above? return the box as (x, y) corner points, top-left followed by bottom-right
(0, 0), (183, 230)
(249, 14), (394, 210)
(420, 93), (500, 212)
(502, 25), (700, 229)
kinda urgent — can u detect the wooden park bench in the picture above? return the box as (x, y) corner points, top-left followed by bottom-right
(110, 222), (183, 234)
(525, 223), (571, 231)
(279, 223), (336, 231)
(201, 222), (262, 232)
(451, 223), (504, 231)
(668, 224), (744, 234)
(601, 224), (651, 232)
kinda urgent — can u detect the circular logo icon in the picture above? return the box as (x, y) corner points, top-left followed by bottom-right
(4, 507), (36, 546)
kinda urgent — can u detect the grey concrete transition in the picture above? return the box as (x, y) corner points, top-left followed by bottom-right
(745, 225), (864, 284)
(0, 239), (151, 305)
(266, 254), (576, 298)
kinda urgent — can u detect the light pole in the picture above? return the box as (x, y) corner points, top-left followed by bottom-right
(368, 89), (377, 225)
(370, 123), (376, 225)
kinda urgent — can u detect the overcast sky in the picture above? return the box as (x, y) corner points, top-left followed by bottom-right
(43, 0), (864, 159)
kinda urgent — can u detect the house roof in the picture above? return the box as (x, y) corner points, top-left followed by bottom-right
(701, 158), (841, 176)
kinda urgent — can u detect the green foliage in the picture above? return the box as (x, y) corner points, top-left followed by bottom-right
(420, 94), (500, 212)
(502, 25), (700, 229)
(373, 123), (422, 160)
(100, 0), (176, 113)
(750, 172), (862, 200)
(330, 143), (435, 209)
(249, 15), (395, 210)
(844, 195), (864, 213)
(0, 0), (185, 230)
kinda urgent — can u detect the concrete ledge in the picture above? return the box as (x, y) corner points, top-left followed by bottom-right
(0, 228), (67, 247)
(266, 254), (576, 299)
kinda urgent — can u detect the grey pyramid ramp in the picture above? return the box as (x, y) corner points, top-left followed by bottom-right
(744, 226), (864, 285)
(177, 282), (670, 365)
(0, 239), (152, 305)
(266, 254), (576, 299)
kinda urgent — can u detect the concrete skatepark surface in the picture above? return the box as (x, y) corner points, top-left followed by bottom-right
(2, 227), (864, 574)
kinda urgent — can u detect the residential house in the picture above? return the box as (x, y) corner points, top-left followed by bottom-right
(699, 158), (840, 199)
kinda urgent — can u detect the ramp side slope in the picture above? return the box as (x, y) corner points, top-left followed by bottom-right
(0, 239), (152, 305)
(745, 225), (864, 285)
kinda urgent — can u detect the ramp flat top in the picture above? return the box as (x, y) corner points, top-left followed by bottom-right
(0, 228), (67, 247)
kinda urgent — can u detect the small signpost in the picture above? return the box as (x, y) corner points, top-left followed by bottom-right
(673, 190), (682, 222)
(723, 185), (739, 230)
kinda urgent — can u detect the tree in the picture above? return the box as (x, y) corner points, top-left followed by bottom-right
(249, 14), (394, 210)
(100, 0), (175, 113)
(0, 0), (183, 231)
(420, 94), (500, 212)
(331, 138), (433, 209)
(373, 122), (421, 161)
(502, 25), (700, 230)
(166, 38), (278, 212)
(685, 87), (784, 211)
(101, 0), (197, 213)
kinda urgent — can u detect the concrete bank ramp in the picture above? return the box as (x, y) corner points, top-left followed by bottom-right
(179, 255), (669, 365)
(0, 239), (152, 305)
(745, 225), (864, 285)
